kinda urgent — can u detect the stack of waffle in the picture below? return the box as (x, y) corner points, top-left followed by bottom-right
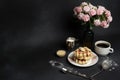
(73, 47), (93, 65)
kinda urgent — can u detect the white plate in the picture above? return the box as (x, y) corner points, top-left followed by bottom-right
(68, 51), (99, 67)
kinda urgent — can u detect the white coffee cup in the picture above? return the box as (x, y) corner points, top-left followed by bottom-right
(95, 40), (114, 56)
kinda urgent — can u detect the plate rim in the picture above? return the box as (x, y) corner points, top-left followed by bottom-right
(67, 51), (99, 67)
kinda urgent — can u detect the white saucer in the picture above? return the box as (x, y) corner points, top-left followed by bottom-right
(68, 51), (99, 67)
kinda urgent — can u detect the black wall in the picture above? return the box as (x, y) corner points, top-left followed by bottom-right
(1, 0), (120, 49)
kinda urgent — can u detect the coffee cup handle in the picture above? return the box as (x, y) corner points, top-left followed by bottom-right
(109, 48), (114, 53)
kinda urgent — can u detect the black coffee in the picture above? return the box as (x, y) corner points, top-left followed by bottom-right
(97, 43), (109, 48)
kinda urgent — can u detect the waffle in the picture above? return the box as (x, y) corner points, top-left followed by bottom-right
(73, 47), (93, 65)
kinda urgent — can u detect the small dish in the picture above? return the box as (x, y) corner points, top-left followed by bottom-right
(68, 51), (99, 67)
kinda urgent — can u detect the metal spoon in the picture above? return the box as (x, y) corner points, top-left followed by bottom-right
(90, 57), (119, 80)
(49, 60), (89, 79)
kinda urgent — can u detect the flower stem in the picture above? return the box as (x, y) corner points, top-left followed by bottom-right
(89, 21), (93, 30)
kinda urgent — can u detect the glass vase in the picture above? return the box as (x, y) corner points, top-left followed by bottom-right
(82, 25), (94, 50)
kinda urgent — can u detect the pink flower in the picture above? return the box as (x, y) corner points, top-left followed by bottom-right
(81, 2), (88, 6)
(104, 24), (110, 28)
(94, 19), (101, 26)
(83, 6), (90, 13)
(81, 14), (90, 22)
(88, 3), (94, 9)
(74, 7), (82, 15)
(107, 16), (113, 22)
(105, 10), (111, 17)
(97, 6), (105, 15)
(98, 6), (106, 11)
(78, 13), (84, 20)
(100, 21), (108, 28)
(97, 9), (104, 15)
(89, 3), (97, 9)
(89, 9), (96, 16)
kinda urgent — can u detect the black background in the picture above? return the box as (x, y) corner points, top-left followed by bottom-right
(0, 0), (120, 80)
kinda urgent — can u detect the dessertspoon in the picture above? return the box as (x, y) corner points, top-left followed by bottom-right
(49, 60), (90, 79)
(90, 57), (119, 80)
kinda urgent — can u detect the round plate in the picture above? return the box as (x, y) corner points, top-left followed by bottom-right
(68, 51), (99, 67)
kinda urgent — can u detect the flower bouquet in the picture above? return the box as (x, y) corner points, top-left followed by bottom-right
(73, 2), (113, 29)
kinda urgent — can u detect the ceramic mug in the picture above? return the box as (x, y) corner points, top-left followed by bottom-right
(95, 40), (114, 56)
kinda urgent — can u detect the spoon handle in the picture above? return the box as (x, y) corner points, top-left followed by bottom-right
(61, 67), (89, 79)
